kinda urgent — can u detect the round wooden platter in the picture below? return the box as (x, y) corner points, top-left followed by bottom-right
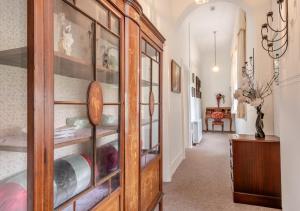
(88, 81), (103, 125)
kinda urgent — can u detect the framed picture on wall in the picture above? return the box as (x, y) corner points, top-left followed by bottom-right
(171, 60), (181, 93)
(192, 87), (195, 97)
(195, 76), (201, 98)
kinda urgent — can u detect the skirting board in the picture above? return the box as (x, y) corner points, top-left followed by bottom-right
(170, 151), (185, 180)
(163, 151), (185, 182)
(234, 192), (282, 209)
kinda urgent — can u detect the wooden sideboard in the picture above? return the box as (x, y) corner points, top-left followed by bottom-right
(228, 134), (282, 209)
(205, 107), (233, 131)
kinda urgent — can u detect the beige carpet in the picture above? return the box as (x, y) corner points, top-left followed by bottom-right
(163, 132), (281, 211)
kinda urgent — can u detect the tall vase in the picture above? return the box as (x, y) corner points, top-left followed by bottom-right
(255, 105), (265, 139)
(217, 96), (221, 108)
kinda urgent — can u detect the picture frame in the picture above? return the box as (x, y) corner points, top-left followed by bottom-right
(171, 60), (181, 93)
(191, 87), (195, 97)
(195, 76), (201, 98)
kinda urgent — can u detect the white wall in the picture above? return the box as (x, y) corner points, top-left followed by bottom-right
(170, 0), (275, 136)
(223, 0), (275, 136)
(139, 0), (203, 182)
(139, 0), (278, 181)
(199, 45), (233, 131)
(140, 0), (300, 209)
(139, 0), (184, 182)
(274, 0), (300, 210)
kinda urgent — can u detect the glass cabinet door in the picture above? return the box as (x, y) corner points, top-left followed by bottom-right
(0, 1), (28, 210)
(53, 0), (122, 209)
(140, 39), (161, 167)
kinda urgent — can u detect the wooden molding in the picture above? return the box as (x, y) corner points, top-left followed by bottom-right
(141, 14), (165, 44)
(124, 0), (143, 15)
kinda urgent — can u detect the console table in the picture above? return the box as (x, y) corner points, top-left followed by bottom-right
(228, 134), (281, 209)
(205, 107), (232, 131)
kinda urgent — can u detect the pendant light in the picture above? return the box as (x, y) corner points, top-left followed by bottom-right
(212, 31), (220, 72)
(195, 0), (209, 5)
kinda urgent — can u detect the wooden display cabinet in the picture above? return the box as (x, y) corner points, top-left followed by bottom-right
(0, 0), (164, 210)
(140, 23), (164, 211)
(52, 0), (124, 210)
(0, 0), (124, 210)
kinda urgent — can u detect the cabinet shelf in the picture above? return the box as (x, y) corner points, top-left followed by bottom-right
(0, 47), (119, 86)
(141, 80), (159, 87)
(0, 47), (27, 68)
(0, 127), (118, 152)
(141, 153), (159, 168)
(141, 119), (158, 126)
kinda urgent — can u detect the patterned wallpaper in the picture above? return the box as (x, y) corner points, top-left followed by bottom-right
(0, 0), (27, 180)
(0, 0), (26, 51)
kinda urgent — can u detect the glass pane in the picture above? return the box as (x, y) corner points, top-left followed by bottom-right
(152, 121), (159, 147)
(153, 105), (159, 121)
(54, 0), (94, 81)
(156, 51), (160, 63)
(99, 106), (119, 129)
(141, 105), (150, 125)
(54, 105), (92, 208)
(150, 145), (160, 155)
(0, 0), (28, 210)
(141, 39), (146, 53)
(54, 74), (90, 102)
(146, 43), (157, 60)
(101, 82), (119, 104)
(96, 134), (119, 181)
(141, 125), (150, 152)
(152, 86), (159, 104)
(96, 27), (120, 103)
(141, 105), (150, 151)
(54, 105), (91, 142)
(141, 147), (159, 168)
(111, 173), (120, 192)
(62, 204), (74, 211)
(152, 61), (159, 85)
(76, 0), (109, 27)
(141, 86), (150, 104)
(141, 54), (151, 83)
(76, 182), (109, 211)
(152, 60), (159, 103)
(54, 142), (93, 208)
(110, 14), (120, 35)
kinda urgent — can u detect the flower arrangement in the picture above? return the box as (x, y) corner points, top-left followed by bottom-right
(233, 50), (279, 138)
(211, 111), (224, 121)
(216, 93), (225, 108)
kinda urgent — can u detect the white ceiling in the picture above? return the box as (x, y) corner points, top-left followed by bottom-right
(170, 0), (270, 22)
(186, 1), (239, 51)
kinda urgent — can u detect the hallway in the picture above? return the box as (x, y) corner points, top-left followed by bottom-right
(163, 133), (280, 211)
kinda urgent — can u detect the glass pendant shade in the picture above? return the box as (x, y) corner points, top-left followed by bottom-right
(195, 0), (209, 5)
(212, 65), (220, 72)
